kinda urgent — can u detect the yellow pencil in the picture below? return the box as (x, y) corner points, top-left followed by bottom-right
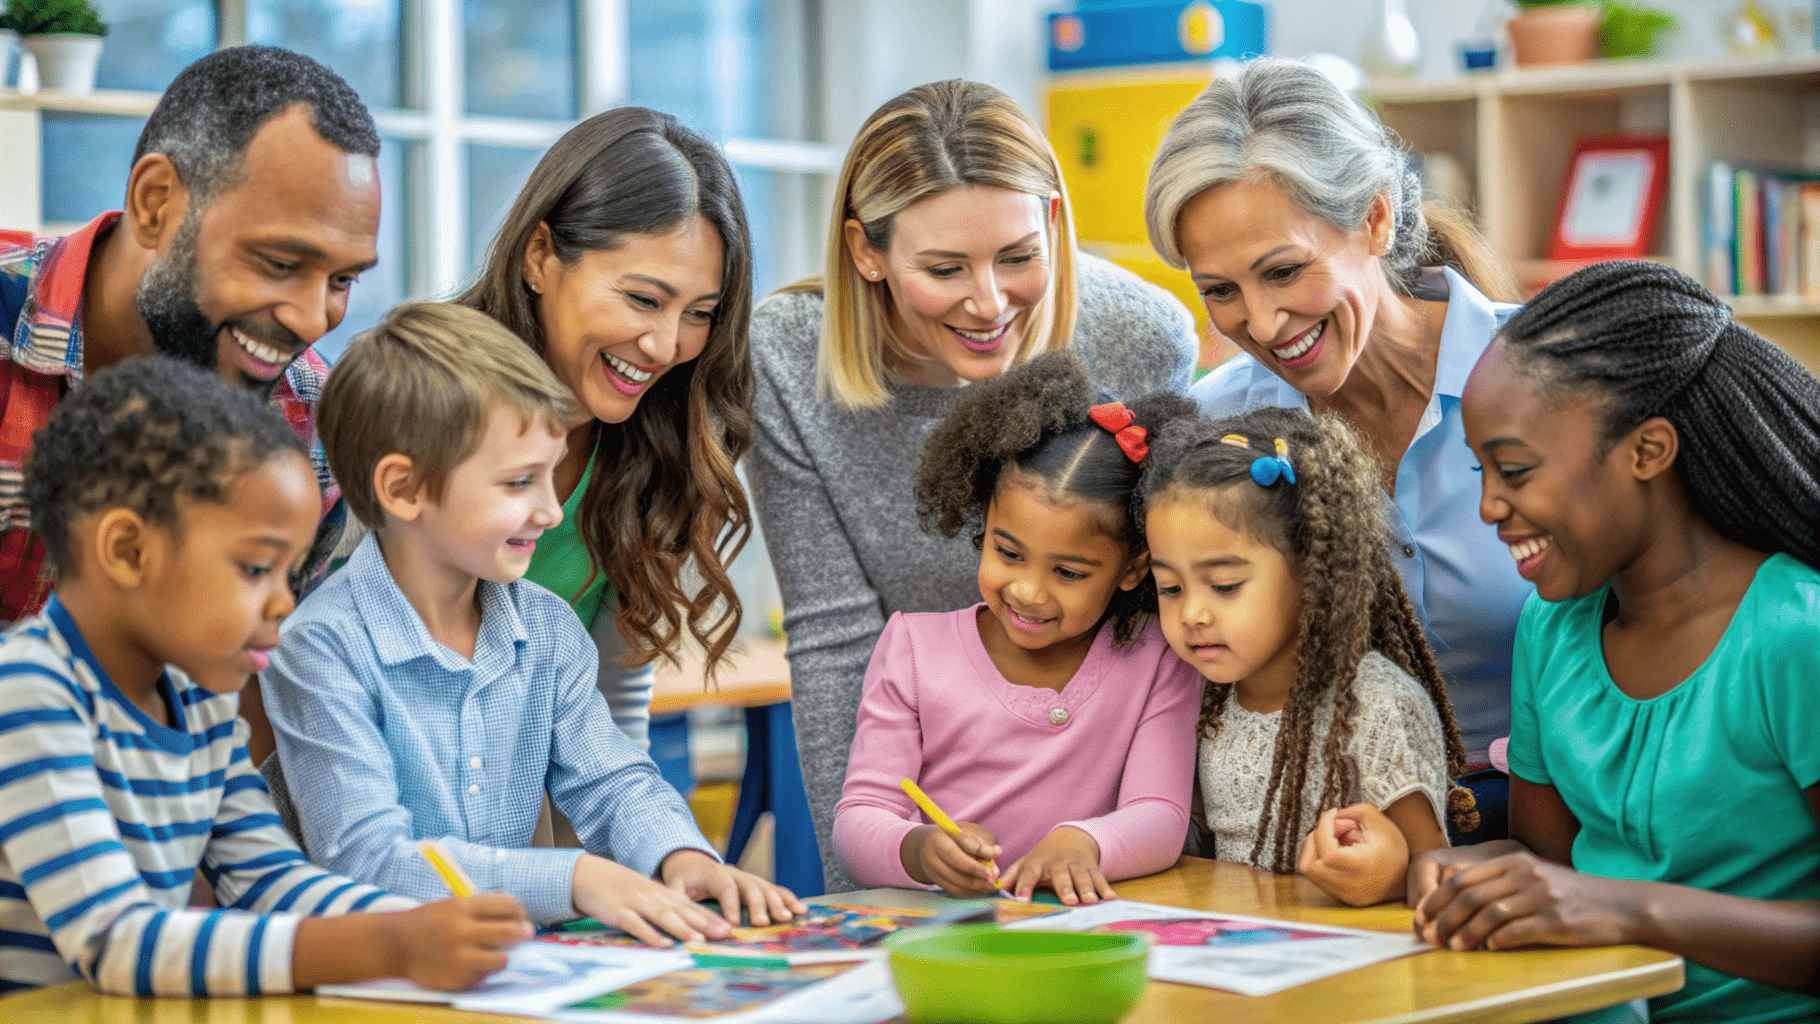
(418, 839), (476, 898)
(899, 778), (1001, 883)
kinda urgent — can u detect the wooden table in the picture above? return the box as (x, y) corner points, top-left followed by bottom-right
(0, 857), (1682, 1024)
(649, 638), (790, 717)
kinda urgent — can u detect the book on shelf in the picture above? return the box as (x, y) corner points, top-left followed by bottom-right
(1707, 162), (1820, 298)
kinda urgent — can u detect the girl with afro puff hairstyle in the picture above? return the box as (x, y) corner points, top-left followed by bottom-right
(1415, 260), (1820, 1024)
(831, 351), (1203, 905)
(1138, 405), (1477, 907)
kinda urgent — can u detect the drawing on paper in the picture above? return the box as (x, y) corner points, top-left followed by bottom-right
(1092, 917), (1335, 947)
(565, 962), (859, 1018)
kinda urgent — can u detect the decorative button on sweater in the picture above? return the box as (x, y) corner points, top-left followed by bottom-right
(1049, 707), (1069, 726)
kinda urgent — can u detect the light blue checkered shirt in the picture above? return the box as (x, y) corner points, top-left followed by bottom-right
(261, 534), (715, 924)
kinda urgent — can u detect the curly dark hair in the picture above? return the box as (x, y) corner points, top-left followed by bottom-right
(135, 45), (379, 209)
(1497, 260), (1820, 570)
(914, 350), (1198, 644)
(23, 355), (308, 579)
(1136, 406), (1478, 872)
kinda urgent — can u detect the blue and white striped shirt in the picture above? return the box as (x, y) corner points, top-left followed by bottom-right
(0, 597), (413, 996)
(263, 534), (715, 926)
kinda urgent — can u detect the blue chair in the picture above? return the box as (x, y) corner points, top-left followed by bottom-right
(724, 701), (824, 898)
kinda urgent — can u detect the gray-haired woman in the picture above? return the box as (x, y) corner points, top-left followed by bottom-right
(1146, 57), (1527, 841)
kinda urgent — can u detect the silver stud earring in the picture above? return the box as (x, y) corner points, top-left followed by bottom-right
(869, 271), (879, 279)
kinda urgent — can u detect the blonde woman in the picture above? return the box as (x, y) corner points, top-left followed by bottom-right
(748, 79), (1198, 893)
(1147, 57), (1527, 843)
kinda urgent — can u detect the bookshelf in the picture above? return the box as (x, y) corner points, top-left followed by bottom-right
(1366, 54), (1820, 369)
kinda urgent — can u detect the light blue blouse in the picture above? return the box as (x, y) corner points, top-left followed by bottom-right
(1189, 267), (1528, 762)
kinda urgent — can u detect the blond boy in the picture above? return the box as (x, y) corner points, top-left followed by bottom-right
(263, 303), (801, 945)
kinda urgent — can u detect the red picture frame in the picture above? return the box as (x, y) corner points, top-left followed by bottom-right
(1547, 134), (1670, 262)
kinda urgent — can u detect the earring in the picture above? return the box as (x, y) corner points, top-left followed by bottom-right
(528, 282), (541, 294)
(869, 270), (879, 279)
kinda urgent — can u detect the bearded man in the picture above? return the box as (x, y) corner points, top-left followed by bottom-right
(0, 45), (382, 621)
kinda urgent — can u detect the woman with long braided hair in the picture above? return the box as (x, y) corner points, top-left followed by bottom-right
(1139, 405), (1477, 907)
(1415, 261), (1820, 1023)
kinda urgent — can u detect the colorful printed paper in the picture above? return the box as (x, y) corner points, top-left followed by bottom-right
(540, 899), (1051, 964)
(1008, 899), (1430, 997)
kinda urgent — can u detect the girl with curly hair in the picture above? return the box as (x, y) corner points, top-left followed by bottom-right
(1139, 406), (1477, 907)
(831, 352), (1202, 904)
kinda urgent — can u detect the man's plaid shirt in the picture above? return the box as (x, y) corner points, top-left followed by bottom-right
(0, 211), (343, 620)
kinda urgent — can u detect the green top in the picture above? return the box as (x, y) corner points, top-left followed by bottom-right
(525, 448), (609, 628)
(1508, 553), (1820, 1024)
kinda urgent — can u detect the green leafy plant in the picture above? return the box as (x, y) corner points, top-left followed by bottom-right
(1600, 0), (1677, 57)
(0, 10), (16, 32)
(5, 0), (107, 36)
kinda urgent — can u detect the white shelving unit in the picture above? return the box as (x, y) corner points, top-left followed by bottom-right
(1366, 54), (1820, 368)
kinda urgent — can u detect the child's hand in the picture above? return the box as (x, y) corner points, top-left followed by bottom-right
(385, 894), (532, 991)
(659, 848), (808, 928)
(572, 853), (733, 947)
(901, 822), (1002, 897)
(1296, 804), (1410, 907)
(997, 826), (1114, 906)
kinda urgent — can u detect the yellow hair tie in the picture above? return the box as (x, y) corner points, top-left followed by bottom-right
(1219, 434), (1250, 448)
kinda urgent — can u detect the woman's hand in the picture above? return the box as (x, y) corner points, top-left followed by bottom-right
(1296, 804), (1409, 907)
(660, 848), (808, 929)
(1405, 839), (1525, 910)
(572, 853), (732, 947)
(1412, 850), (1645, 951)
(998, 826), (1114, 906)
(901, 822), (1002, 897)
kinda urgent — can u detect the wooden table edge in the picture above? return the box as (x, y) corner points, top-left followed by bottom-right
(1367, 956), (1684, 1024)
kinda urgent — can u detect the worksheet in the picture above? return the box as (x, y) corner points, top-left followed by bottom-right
(538, 899), (1029, 964)
(1007, 900), (1431, 997)
(316, 941), (692, 1009)
(547, 959), (904, 1024)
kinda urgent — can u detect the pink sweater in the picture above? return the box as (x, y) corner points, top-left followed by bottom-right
(832, 606), (1203, 889)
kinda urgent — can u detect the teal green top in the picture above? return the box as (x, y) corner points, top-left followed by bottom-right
(524, 450), (608, 628)
(1508, 553), (1820, 1024)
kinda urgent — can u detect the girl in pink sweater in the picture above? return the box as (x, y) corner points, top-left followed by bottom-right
(832, 352), (1204, 905)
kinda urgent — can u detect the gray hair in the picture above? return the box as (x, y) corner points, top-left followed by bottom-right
(1145, 57), (1429, 296)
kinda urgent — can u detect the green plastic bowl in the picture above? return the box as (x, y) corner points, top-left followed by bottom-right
(885, 924), (1150, 1024)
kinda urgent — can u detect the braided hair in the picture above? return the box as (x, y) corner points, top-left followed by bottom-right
(1498, 260), (1820, 570)
(915, 351), (1198, 644)
(1137, 406), (1477, 873)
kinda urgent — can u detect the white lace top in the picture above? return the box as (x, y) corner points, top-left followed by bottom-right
(1196, 652), (1450, 870)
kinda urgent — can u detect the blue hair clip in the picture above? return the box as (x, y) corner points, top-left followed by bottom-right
(1249, 438), (1296, 487)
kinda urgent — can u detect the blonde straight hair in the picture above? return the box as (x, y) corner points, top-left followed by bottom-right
(791, 80), (1080, 409)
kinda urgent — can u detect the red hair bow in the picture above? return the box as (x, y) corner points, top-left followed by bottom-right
(1089, 402), (1149, 463)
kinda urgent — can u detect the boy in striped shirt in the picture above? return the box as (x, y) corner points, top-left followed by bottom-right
(0, 356), (531, 997)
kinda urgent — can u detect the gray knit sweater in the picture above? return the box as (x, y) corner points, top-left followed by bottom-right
(747, 253), (1198, 892)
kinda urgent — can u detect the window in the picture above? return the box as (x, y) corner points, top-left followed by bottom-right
(23, 0), (832, 633)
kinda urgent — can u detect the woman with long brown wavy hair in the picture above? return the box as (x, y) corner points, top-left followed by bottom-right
(458, 107), (753, 748)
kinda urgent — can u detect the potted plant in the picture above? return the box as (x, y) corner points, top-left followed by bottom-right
(6, 0), (106, 94)
(1600, 1), (1678, 59)
(1508, 0), (1603, 66)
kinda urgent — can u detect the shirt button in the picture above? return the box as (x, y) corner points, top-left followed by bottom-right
(1048, 707), (1069, 726)
(469, 757), (482, 769)
(468, 784), (480, 795)
(1402, 544), (1416, 558)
